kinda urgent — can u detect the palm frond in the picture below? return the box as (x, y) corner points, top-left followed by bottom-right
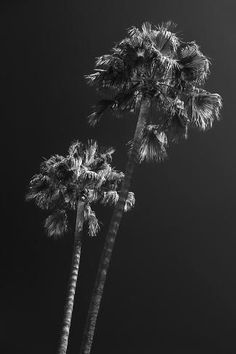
(140, 22), (180, 78)
(96, 162), (112, 178)
(97, 55), (128, 88)
(95, 54), (116, 67)
(84, 140), (98, 165)
(81, 168), (99, 183)
(44, 210), (68, 238)
(55, 160), (74, 183)
(63, 183), (77, 208)
(101, 190), (119, 206)
(108, 169), (125, 182)
(85, 53), (129, 90)
(153, 21), (179, 55)
(26, 173), (62, 210)
(128, 22), (179, 78)
(114, 89), (140, 112)
(127, 26), (142, 43)
(26, 174), (50, 201)
(178, 42), (210, 84)
(68, 140), (84, 157)
(189, 89), (222, 130)
(68, 141), (84, 172)
(100, 169), (124, 192)
(124, 191), (135, 212)
(138, 125), (168, 162)
(84, 205), (100, 237)
(40, 154), (65, 174)
(85, 72), (100, 86)
(31, 193), (49, 209)
(87, 189), (99, 203)
(100, 146), (115, 163)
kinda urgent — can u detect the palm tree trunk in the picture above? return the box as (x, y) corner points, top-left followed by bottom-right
(58, 200), (85, 354)
(79, 98), (151, 354)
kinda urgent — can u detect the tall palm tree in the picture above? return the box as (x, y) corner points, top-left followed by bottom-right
(80, 22), (222, 353)
(26, 140), (135, 354)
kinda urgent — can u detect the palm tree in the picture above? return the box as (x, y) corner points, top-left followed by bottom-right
(80, 22), (222, 354)
(26, 140), (135, 354)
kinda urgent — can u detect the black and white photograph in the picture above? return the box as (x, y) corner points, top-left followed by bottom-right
(1, 0), (235, 353)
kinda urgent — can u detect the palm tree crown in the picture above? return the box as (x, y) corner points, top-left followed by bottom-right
(26, 140), (135, 237)
(86, 21), (222, 161)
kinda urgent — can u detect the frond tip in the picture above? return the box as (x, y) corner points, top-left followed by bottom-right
(44, 210), (68, 238)
(124, 192), (135, 212)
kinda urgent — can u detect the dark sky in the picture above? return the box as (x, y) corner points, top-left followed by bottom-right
(1, 0), (236, 353)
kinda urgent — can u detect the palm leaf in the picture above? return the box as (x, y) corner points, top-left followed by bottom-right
(100, 169), (124, 192)
(68, 141), (83, 165)
(189, 89), (222, 130)
(68, 140), (83, 157)
(138, 124), (168, 162)
(44, 210), (68, 238)
(101, 190), (119, 206)
(40, 154), (65, 174)
(55, 160), (74, 183)
(86, 189), (99, 203)
(107, 169), (124, 182)
(26, 173), (62, 210)
(127, 26), (143, 45)
(29, 190), (51, 209)
(100, 146), (115, 164)
(96, 164), (112, 187)
(84, 205), (100, 237)
(26, 174), (50, 201)
(63, 183), (77, 208)
(86, 53), (129, 90)
(178, 42), (210, 84)
(84, 140), (98, 165)
(141, 22), (180, 77)
(154, 21), (179, 53)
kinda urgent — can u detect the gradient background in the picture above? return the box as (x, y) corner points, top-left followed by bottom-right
(1, 0), (235, 353)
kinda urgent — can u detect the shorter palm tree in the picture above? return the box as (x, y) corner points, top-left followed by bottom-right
(26, 140), (135, 354)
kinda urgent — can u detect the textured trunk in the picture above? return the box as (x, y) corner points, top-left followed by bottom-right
(79, 98), (151, 354)
(58, 201), (85, 354)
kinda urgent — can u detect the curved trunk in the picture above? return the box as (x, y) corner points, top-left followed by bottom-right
(79, 98), (151, 354)
(58, 201), (85, 354)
